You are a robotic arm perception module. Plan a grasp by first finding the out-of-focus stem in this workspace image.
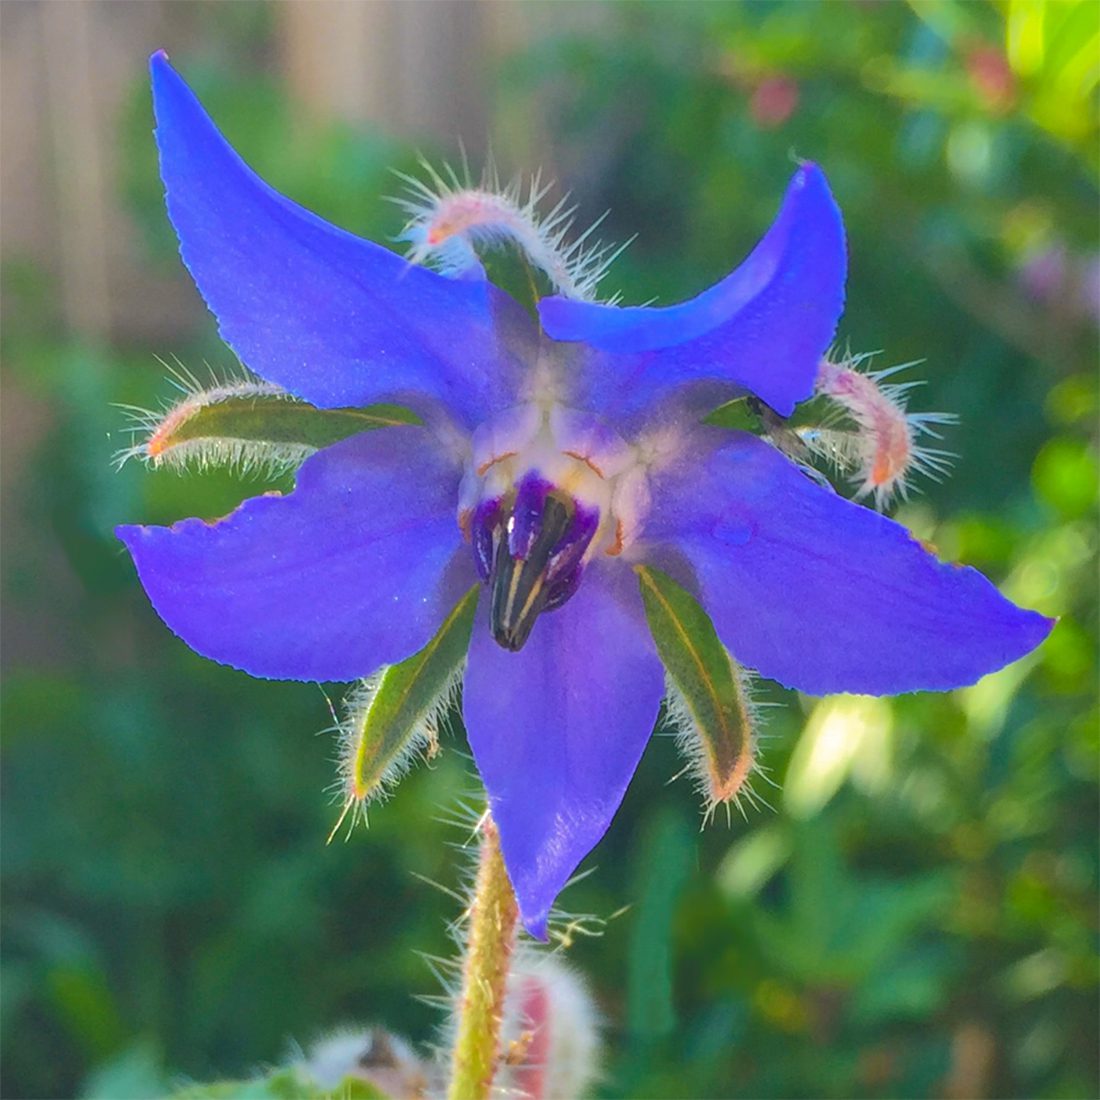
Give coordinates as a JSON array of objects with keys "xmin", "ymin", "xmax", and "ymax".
[{"xmin": 446, "ymin": 817, "xmax": 519, "ymax": 1100}]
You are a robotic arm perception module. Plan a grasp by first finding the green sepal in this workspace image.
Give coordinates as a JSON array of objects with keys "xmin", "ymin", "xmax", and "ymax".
[
  {"xmin": 345, "ymin": 585, "xmax": 480, "ymax": 802},
  {"xmin": 157, "ymin": 391, "xmax": 422, "ymax": 455},
  {"xmin": 636, "ymin": 565, "xmax": 755, "ymax": 805},
  {"xmin": 704, "ymin": 396, "xmax": 760, "ymax": 432}
]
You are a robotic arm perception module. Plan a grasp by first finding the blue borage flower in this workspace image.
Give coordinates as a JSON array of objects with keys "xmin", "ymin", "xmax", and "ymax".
[{"xmin": 118, "ymin": 53, "xmax": 1053, "ymax": 939}]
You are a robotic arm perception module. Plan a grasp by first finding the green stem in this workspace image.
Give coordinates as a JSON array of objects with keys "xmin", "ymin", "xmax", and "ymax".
[{"xmin": 447, "ymin": 817, "xmax": 519, "ymax": 1100}]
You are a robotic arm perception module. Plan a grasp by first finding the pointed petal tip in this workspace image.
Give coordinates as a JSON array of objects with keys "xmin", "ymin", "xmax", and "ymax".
[
  {"xmin": 789, "ymin": 160, "xmax": 844, "ymax": 247},
  {"xmin": 521, "ymin": 910, "xmax": 550, "ymax": 943},
  {"xmin": 149, "ymin": 50, "xmax": 177, "ymax": 90},
  {"xmin": 1018, "ymin": 606, "xmax": 1058, "ymax": 655},
  {"xmin": 145, "ymin": 52, "xmax": 528, "ymax": 423},
  {"xmin": 540, "ymin": 160, "xmax": 846, "ymax": 419},
  {"xmin": 645, "ymin": 432, "xmax": 1056, "ymax": 697}
]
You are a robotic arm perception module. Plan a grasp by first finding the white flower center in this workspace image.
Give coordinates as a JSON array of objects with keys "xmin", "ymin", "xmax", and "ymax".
[
  {"xmin": 459, "ymin": 403, "xmax": 650, "ymax": 558},
  {"xmin": 456, "ymin": 402, "xmax": 651, "ymax": 649}
]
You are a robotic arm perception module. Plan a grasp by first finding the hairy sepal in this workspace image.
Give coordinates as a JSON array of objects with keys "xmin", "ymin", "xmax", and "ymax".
[
  {"xmin": 636, "ymin": 566, "xmax": 757, "ymax": 816},
  {"xmin": 394, "ymin": 159, "xmax": 627, "ymax": 303},
  {"xmin": 807, "ymin": 353, "xmax": 956, "ymax": 508},
  {"xmin": 117, "ymin": 377, "xmax": 418, "ymax": 477},
  {"xmin": 336, "ymin": 586, "xmax": 480, "ymax": 818}
]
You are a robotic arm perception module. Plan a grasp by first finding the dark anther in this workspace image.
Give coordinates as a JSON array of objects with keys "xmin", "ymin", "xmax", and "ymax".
[{"xmin": 483, "ymin": 474, "xmax": 598, "ymax": 651}]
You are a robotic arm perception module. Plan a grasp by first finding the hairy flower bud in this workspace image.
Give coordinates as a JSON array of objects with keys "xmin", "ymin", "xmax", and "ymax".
[
  {"xmin": 303, "ymin": 1026, "xmax": 428, "ymax": 1097},
  {"xmin": 498, "ymin": 950, "xmax": 601, "ymax": 1100}
]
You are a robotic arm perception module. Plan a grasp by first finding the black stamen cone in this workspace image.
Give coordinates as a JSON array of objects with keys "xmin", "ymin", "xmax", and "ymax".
[{"xmin": 489, "ymin": 495, "xmax": 574, "ymax": 651}]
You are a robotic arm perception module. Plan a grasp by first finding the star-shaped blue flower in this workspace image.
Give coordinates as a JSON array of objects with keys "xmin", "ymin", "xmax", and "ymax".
[{"xmin": 118, "ymin": 53, "xmax": 1052, "ymax": 938}]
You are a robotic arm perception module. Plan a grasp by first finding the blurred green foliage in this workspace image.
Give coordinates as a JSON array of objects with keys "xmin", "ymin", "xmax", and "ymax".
[{"xmin": 2, "ymin": 1, "xmax": 1097, "ymax": 1098}]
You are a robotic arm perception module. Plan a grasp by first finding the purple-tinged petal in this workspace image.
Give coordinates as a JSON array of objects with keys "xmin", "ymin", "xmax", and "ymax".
[
  {"xmin": 540, "ymin": 164, "xmax": 845, "ymax": 420},
  {"xmin": 150, "ymin": 52, "xmax": 533, "ymax": 428},
  {"xmin": 117, "ymin": 426, "xmax": 474, "ymax": 682},
  {"xmin": 463, "ymin": 563, "xmax": 665, "ymax": 938},
  {"xmin": 643, "ymin": 431, "xmax": 1053, "ymax": 696}
]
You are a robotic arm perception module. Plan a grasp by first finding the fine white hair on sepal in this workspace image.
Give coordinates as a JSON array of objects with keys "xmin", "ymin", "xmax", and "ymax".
[
  {"xmin": 391, "ymin": 155, "xmax": 630, "ymax": 302},
  {"xmin": 112, "ymin": 355, "xmax": 308, "ymax": 478},
  {"xmin": 662, "ymin": 667, "xmax": 770, "ymax": 826},
  {"xmin": 807, "ymin": 351, "xmax": 957, "ymax": 510},
  {"xmin": 328, "ymin": 662, "xmax": 464, "ymax": 840}
]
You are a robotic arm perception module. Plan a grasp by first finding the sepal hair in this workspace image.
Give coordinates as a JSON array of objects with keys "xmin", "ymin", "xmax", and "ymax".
[
  {"xmin": 394, "ymin": 157, "xmax": 628, "ymax": 302},
  {"xmin": 333, "ymin": 662, "xmax": 463, "ymax": 828},
  {"xmin": 663, "ymin": 666, "xmax": 766, "ymax": 824},
  {"xmin": 113, "ymin": 358, "xmax": 309, "ymax": 478},
  {"xmin": 808, "ymin": 352, "xmax": 956, "ymax": 509}
]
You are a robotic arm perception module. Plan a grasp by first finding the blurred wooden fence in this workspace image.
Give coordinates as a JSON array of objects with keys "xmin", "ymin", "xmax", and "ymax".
[
  {"xmin": 0, "ymin": 0, "xmax": 594, "ymax": 346},
  {"xmin": 0, "ymin": 0, "xmax": 610, "ymax": 672}
]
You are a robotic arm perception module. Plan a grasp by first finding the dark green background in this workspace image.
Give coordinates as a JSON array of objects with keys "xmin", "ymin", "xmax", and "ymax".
[{"xmin": 3, "ymin": 2, "xmax": 1097, "ymax": 1097}]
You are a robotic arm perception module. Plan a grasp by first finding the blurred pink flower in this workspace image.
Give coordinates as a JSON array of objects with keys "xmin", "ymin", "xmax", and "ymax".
[
  {"xmin": 965, "ymin": 44, "xmax": 1016, "ymax": 114},
  {"xmin": 750, "ymin": 75, "xmax": 800, "ymax": 128}
]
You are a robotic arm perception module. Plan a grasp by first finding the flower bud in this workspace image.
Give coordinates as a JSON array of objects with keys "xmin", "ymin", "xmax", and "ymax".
[
  {"xmin": 497, "ymin": 950, "xmax": 601, "ymax": 1100},
  {"xmin": 303, "ymin": 1026, "xmax": 428, "ymax": 1097}
]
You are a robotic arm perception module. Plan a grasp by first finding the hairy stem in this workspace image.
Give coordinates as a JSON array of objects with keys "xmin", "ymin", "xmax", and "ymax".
[{"xmin": 447, "ymin": 817, "xmax": 519, "ymax": 1100}]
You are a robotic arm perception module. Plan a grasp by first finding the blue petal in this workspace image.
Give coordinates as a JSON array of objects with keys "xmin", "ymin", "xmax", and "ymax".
[
  {"xmin": 540, "ymin": 165, "xmax": 846, "ymax": 420},
  {"xmin": 150, "ymin": 52, "xmax": 533, "ymax": 428},
  {"xmin": 644, "ymin": 431, "xmax": 1053, "ymax": 695},
  {"xmin": 463, "ymin": 563, "xmax": 665, "ymax": 938},
  {"xmin": 117, "ymin": 426, "xmax": 473, "ymax": 681}
]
